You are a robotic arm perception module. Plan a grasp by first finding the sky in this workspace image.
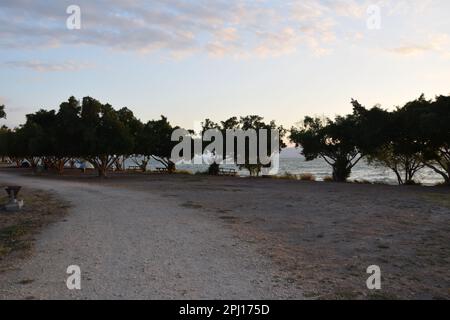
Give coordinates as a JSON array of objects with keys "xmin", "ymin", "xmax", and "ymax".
[{"xmin": 1, "ymin": 0, "xmax": 450, "ymax": 130}]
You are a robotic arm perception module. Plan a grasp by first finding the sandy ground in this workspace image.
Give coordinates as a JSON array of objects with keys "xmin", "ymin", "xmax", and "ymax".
[
  {"xmin": 0, "ymin": 169, "xmax": 449, "ymax": 299},
  {"xmin": 0, "ymin": 171, "xmax": 302, "ymax": 299}
]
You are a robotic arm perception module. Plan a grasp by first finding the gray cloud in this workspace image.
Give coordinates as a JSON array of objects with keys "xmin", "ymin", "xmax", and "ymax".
[
  {"xmin": 0, "ymin": 0, "xmax": 443, "ymax": 58},
  {"xmin": 0, "ymin": 0, "xmax": 371, "ymax": 57}
]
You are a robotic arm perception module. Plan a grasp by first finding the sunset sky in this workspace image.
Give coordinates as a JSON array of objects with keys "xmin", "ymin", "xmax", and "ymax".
[{"xmin": 1, "ymin": 0, "xmax": 449, "ymax": 129}]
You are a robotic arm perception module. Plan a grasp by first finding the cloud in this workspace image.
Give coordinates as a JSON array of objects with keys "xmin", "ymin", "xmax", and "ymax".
[
  {"xmin": 0, "ymin": 0, "xmax": 447, "ymax": 59},
  {"xmin": 389, "ymin": 45, "xmax": 431, "ymax": 56},
  {"xmin": 0, "ymin": 0, "xmax": 369, "ymax": 58},
  {"xmin": 330, "ymin": 0, "xmax": 367, "ymax": 18},
  {"xmin": 380, "ymin": 0, "xmax": 436, "ymax": 16},
  {"xmin": 388, "ymin": 34, "xmax": 450, "ymax": 57},
  {"xmin": 4, "ymin": 60, "xmax": 93, "ymax": 72}
]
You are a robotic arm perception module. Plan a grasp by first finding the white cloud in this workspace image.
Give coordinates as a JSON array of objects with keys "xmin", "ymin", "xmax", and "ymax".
[
  {"xmin": 330, "ymin": 0, "xmax": 367, "ymax": 18},
  {"xmin": 388, "ymin": 33, "xmax": 450, "ymax": 57},
  {"xmin": 4, "ymin": 60, "xmax": 93, "ymax": 72}
]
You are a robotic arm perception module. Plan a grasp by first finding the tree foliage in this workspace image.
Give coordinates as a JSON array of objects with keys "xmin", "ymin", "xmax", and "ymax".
[
  {"xmin": 199, "ymin": 115, "xmax": 285, "ymax": 176},
  {"xmin": 291, "ymin": 95, "xmax": 450, "ymax": 185},
  {"xmin": 290, "ymin": 108, "xmax": 368, "ymax": 182},
  {"xmin": 0, "ymin": 97, "xmax": 182, "ymax": 177}
]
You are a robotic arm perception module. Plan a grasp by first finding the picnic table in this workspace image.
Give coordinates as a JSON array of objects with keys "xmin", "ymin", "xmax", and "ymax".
[
  {"xmin": 218, "ymin": 168, "xmax": 237, "ymax": 176},
  {"xmin": 128, "ymin": 165, "xmax": 141, "ymax": 171}
]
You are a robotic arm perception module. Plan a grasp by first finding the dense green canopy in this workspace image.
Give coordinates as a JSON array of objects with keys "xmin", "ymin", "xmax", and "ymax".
[
  {"xmin": 290, "ymin": 95, "xmax": 450, "ymax": 184},
  {"xmin": 0, "ymin": 94, "xmax": 448, "ymax": 184}
]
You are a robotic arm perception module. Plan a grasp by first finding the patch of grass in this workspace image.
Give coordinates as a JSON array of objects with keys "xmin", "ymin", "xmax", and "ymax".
[
  {"xmin": 300, "ymin": 173, "xmax": 316, "ymax": 181},
  {"xmin": 323, "ymin": 176, "xmax": 334, "ymax": 182},
  {"xmin": 367, "ymin": 291, "xmax": 399, "ymax": 300},
  {"xmin": 0, "ymin": 224, "xmax": 30, "ymax": 239},
  {"xmin": 0, "ymin": 225, "xmax": 31, "ymax": 257},
  {"xmin": 331, "ymin": 290, "xmax": 360, "ymax": 300},
  {"xmin": 0, "ymin": 187, "xmax": 70, "ymax": 264},
  {"xmin": 274, "ymin": 172, "xmax": 298, "ymax": 180},
  {"xmin": 174, "ymin": 170, "xmax": 193, "ymax": 175}
]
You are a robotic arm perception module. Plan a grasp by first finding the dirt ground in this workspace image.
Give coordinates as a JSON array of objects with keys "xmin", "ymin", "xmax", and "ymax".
[
  {"xmin": 1, "ymin": 168, "xmax": 449, "ymax": 299},
  {"xmin": 0, "ymin": 187, "xmax": 70, "ymax": 273}
]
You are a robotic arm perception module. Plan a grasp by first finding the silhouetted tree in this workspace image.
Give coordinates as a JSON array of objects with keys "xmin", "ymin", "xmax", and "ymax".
[
  {"xmin": 199, "ymin": 116, "xmax": 285, "ymax": 176},
  {"xmin": 369, "ymin": 99, "xmax": 426, "ymax": 184},
  {"xmin": 80, "ymin": 97, "xmax": 133, "ymax": 177},
  {"xmin": 49, "ymin": 96, "xmax": 83, "ymax": 173},
  {"xmin": 0, "ymin": 105, "xmax": 6, "ymax": 119},
  {"xmin": 416, "ymin": 95, "xmax": 450, "ymax": 185},
  {"xmin": 114, "ymin": 107, "xmax": 141, "ymax": 170},
  {"xmin": 290, "ymin": 101, "xmax": 381, "ymax": 182},
  {"xmin": 146, "ymin": 116, "xmax": 179, "ymax": 173}
]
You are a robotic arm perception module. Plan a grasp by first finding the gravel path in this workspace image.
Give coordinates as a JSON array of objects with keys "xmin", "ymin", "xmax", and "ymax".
[{"xmin": 0, "ymin": 172, "xmax": 303, "ymax": 299}]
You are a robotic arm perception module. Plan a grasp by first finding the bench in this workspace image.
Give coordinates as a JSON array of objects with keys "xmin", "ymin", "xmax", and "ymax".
[
  {"xmin": 128, "ymin": 165, "xmax": 141, "ymax": 171},
  {"xmin": 218, "ymin": 168, "xmax": 237, "ymax": 176}
]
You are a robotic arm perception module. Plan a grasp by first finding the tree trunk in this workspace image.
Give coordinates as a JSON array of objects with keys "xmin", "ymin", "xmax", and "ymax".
[
  {"xmin": 332, "ymin": 163, "xmax": 351, "ymax": 182},
  {"xmin": 140, "ymin": 160, "xmax": 149, "ymax": 172},
  {"xmin": 167, "ymin": 160, "xmax": 176, "ymax": 173},
  {"xmin": 392, "ymin": 168, "xmax": 403, "ymax": 185},
  {"xmin": 98, "ymin": 167, "xmax": 107, "ymax": 178},
  {"xmin": 57, "ymin": 160, "xmax": 65, "ymax": 175}
]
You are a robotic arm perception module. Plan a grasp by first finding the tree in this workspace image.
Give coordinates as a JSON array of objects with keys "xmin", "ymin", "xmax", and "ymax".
[
  {"xmin": 418, "ymin": 95, "xmax": 450, "ymax": 185},
  {"xmin": 368, "ymin": 96, "xmax": 429, "ymax": 185},
  {"xmin": 0, "ymin": 106, "xmax": 7, "ymax": 162},
  {"xmin": 0, "ymin": 126, "xmax": 10, "ymax": 162},
  {"xmin": 132, "ymin": 119, "xmax": 155, "ymax": 172},
  {"xmin": 114, "ymin": 107, "xmax": 141, "ymax": 171},
  {"xmin": 80, "ymin": 97, "xmax": 134, "ymax": 177},
  {"xmin": 199, "ymin": 116, "xmax": 285, "ymax": 176},
  {"xmin": 145, "ymin": 116, "xmax": 179, "ymax": 173},
  {"xmin": 51, "ymin": 96, "xmax": 83, "ymax": 173},
  {"xmin": 0, "ymin": 105, "xmax": 6, "ymax": 119},
  {"xmin": 21, "ymin": 109, "xmax": 57, "ymax": 170},
  {"xmin": 291, "ymin": 104, "xmax": 373, "ymax": 182},
  {"xmin": 236, "ymin": 115, "xmax": 286, "ymax": 176},
  {"xmin": 200, "ymin": 119, "xmax": 221, "ymax": 175}
]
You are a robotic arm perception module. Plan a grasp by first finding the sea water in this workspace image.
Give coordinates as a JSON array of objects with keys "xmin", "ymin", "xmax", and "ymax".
[{"xmin": 124, "ymin": 149, "xmax": 445, "ymax": 186}]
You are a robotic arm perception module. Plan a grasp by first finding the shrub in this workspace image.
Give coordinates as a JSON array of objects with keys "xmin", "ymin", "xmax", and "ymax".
[
  {"xmin": 323, "ymin": 176, "xmax": 334, "ymax": 182},
  {"xmin": 175, "ymin": 169, "xmax": 192, "ymax": 175},
  {"xmin": 404, "ymin": 179, "xmax": 420, "ymax": 186},
  {"xmin": 353, "ymin": 179, "xmax": 372, "ymax": 184},
  {"xmin": 276, "ymin": 172, "xmax": 298, "ymax": 180}
]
